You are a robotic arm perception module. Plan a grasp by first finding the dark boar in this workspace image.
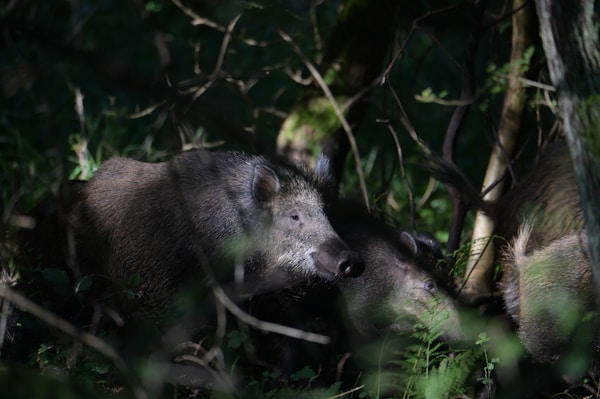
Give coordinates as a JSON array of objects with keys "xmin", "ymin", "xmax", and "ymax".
[
  {"xmin": 427, "ymin": 140, "xmax": 595, "ymax": 364},
  {"xmin": 72, "ymin": 150, "xmax": 364, "ymax": 314},
  {"xmin": 329, "ymin": 205, "xmax": 465, "ymax": 342},
  {"xmin": 491, "ymin": 142, "xmax": 595, "ymax": 365},
  {"xmin": 243, "ymin": 205, "xmax": 462, "ymax": 388},
  {"xmin": 493, "ymin": 141, "xmax": 583, "ymax": 250}
]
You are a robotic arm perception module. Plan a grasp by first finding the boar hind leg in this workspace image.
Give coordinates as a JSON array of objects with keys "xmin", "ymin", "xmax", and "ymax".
[{"xmin": 502, "ymin": 224, "xmax": 594, "ymax": 364}]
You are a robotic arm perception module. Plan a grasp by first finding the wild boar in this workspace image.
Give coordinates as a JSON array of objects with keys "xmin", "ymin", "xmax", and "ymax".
[
  {"xmin": 329, "ymin": 204, "xmax": 465, "ymax": 342},
  {"xmin": 71, "ymin": 150, "xmax": 364, "ymax": 314},
  {"xmin": 501, "ymin": 223, "xmax": 593, "ymax": 364},
  {"xmin": 489, "ymin": 142, "xmax": 593, "ymax": 365},
  {"xmin": 427, "ymin": 140, "xmax": 596, "ymax": 365},
  {"xmin": 243, "ymin": 203, "xmax": 463, "ymax": 389}
]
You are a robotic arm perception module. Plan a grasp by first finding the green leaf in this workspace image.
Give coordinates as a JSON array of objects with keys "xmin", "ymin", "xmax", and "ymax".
[
  {"xmin": 227, "ymin": 330, "xmax": 243, "ymax": 349},
  {"xmin": 91, "ymin": 363, "xmax": 110, "ymax": 375},
  {"xmin": 290, "ymin": 366, "xmax": 316, "ymax": 382}
]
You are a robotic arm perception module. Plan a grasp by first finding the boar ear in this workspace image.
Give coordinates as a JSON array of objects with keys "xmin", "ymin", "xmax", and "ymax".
[
  {"xmin": 314, "ymin": 153, "xmax": 336, "ymax": 187},
  {"xmin": 400, "ymin": 231, "xmax": 419, "ymax": 256},
  {"xmin": 252, "ymin": 164, "xmax": 280, "ymax": 204}
]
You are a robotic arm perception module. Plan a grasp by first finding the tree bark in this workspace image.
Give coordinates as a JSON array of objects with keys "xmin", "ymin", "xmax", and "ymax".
[{"xmin": 535, "ymin": 0, "xmax": 600, "ymax": 308}]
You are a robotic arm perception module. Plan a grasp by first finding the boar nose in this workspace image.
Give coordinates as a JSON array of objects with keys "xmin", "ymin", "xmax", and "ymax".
[
  {"xmin": 338, "ymin": 250, "xmax": 364, "ymax": 277},
  {"xmin": 312, "ymin": 240, "xmax": 365, "ymax": 278}
]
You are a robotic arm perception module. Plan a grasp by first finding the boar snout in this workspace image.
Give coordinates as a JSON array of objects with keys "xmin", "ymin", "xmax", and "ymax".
[
  {"xmin": 338, "ymin": 249, "xmax": 364, "ymax": 277},
  {"xmin": 312, "ymin": 239, "xmax": 364, "ymax": 278}
]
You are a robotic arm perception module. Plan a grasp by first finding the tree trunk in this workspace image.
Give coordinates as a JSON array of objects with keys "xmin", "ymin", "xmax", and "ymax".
[
  {"xmin": 535, "ymin": 0, "xmax": 600, "ymax": 306},
  {"xmin": 460, "ymin": 0, "xmax": 534, "ymax": 302}
]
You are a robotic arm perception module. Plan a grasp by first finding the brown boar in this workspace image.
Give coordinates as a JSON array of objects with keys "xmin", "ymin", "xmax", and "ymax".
[
  {"xmin": 501, "ymin": 223, "xmax": 593, "ymax": 364},
  {"xmin": 329, "ymin": 203, "xmax": 465, "ymax": 343},
  {"xmin": 427, "ymin": 140, "xmax": 596, "ymax": 365},
  {"xmin": 71, "ymin": 150, "xmax": 364, "ymax": 314}
]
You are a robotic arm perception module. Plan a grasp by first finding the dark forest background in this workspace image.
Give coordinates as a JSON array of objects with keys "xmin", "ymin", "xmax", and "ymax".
[{"xmin": 3, "ymin": 0, "xmax": 554, "ymax": 235}]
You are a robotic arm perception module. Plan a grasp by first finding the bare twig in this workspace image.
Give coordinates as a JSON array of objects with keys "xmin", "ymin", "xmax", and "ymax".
[
  {"xmin": 383, "ymin": 4, "xmax": 465, "ymax": 79},
  {"xmin": 212, "ymin": 285, "xmax": 331, "ymax": 345},
  {"xmin": 491, "ymin": 72, "xmax": 555, "ymax": 92},
  {"xmin": 335, "ymin": 351, "xmax": 352, "ymax": 382},
  {"xmin": 283, "ymin": 64, "xmax": 314, "ymax": 85},
  {"xmin": 413, "ymin": 95, "xmax": 475, "ymax": 107},
  {"xmin": 326, "ymin": 384, "xmax": 365, "ymax": 399},
  {"xmin": 384, "ymin": 80, "xmax": 432, "ymax": 155},
  {"xmin": 170, "ymin": 0, "xmax": 225, "ymax": 31},
  {"xmin": 417, "ymin": 177, "xmax": 438, "ymax": 209},
  {"xmin": 385, "ymin": 123, "xmax": 417, "ymax": 229},
  {"xmin": 170, "ymin": 0, "xmax": 269, "ymax": 47},
  {"xmin": 213, "ymin": 13, "xmax": 242, "ymax": 76}
]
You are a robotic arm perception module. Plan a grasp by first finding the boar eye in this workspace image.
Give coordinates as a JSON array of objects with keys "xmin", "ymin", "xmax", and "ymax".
[
  {"xmin": 287, "ymin": 211, "xmax": 304, "ymax": 227},
  {"xmin": 423, "ymin": 280, "xmax": 437, "ymax": 293}
]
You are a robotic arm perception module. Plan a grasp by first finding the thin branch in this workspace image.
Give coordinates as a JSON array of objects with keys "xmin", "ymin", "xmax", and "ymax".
[
  {"xmin": 170, "ymin": 0, "xmax": 224, "ymax": 31},
  {"xmin": 326, "ymin": 384, "xmax": 365, "ymax": 399},
  {"xmin": 386, "ymin": 123, "xmax": 417, "ymax": 229},
  {"xmin": 212, "ymin": 285, "xmax": 331, "ymax": 345},
  {"xmin": 170, "ymin": 0, "xmax": 270, "ymax": 47},
  {"xmin": 491, "ymin": 72, "xmax": 555, "ymax": 91},
  {"xmin": 278, "ymin": 29, "xmax": 370, "ymax": 211},
  {"xmin": 212, "ymin": 13, "xmax": 242, "ymax": 75},
  {"xmin": 413, "ymin": 95, "xmax": 475, "ymax": 107},
  {"xmin": 383, "ymin": 4, "xmax": 465, "ymax": 80},
  {"xmin": 385, "ymin": 80, "xmax": 432, "ymax": 155}
]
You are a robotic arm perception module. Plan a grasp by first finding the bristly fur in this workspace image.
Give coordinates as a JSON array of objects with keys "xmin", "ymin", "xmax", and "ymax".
[
  {"xmin": 72, "ymin": 150, "xmax": 358, "ymax": 315},
  {"xmin": 500, "ymin": 221, "xmax": 533, "ymax": 325}
]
